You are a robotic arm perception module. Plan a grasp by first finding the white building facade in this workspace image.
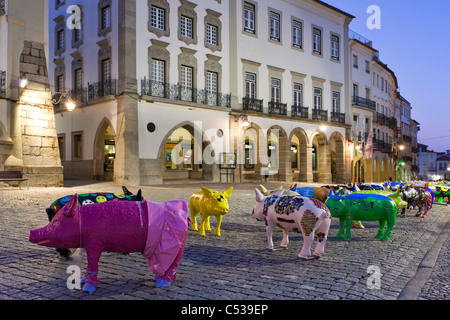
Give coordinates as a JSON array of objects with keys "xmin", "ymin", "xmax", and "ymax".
[{"xmin": 48, "ymin": 0, "xmax": 359, "ymax": 185}]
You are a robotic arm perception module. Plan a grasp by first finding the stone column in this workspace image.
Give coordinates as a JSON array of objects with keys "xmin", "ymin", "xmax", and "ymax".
[
  {"xmin": 114, "ymin": 0, "xmax": 140, "ymax": 186},
  {"xmin": 5, "ymin": 41, "xmax": 63, "ymax": 187}
]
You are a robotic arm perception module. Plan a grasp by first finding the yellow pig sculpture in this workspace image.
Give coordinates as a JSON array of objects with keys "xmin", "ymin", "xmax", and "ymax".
[{"xmin": 189, "ymin": 187, "xmax": 233, "ymax": 237}]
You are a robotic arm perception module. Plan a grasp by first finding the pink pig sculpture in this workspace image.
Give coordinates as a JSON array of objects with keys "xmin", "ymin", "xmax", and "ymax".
[{"xmin": 29, "ymin": 194, "xmax": 189, "ymax": 293}]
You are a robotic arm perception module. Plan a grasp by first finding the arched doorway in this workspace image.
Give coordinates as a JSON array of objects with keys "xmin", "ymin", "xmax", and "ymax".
[
  {"xmin": 161, "ymin": 123, "xmax": 216, "ymax": 182},
  {"xmin": 330, "ymin": 132, "xmax": 345, "ymax": 183},
  {"xmin": 93, "ymin": 119, "xmax": 116, "ymax": 181},
  {"xmin": 290, "ymin": 128, "xmax": 308, "ymax": 182},
  {"xmin": 381, "ymin": 156, "xmax": 388, "ymax": 182},
  {"xmin": 311, "ymin": 131, "xmax": 329, "ymax": 183},
  {"xmin": 365, "ymin": 158, "xmax": 373, "ymax": 182},
  {"xmin": 267, "ymin": 126, "xmax": 290, "ymax": 181},
  {"xmin": 373, "ymin": 157, "xmax": 380, "ymax": 182}
]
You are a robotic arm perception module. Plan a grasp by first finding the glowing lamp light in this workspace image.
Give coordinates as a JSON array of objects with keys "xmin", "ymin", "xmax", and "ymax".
[
  {"xmin": 66, "ymin": 101, "xmax": 76, "ymax": 112},
  {"xmin": 19, "ymin": 78, "xmax": 28, "ymax": 89}
]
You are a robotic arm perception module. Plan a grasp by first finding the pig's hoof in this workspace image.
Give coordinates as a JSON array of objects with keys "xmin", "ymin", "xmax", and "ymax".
[
  {"xmin": 155, "ymin": 279, "xmax": 171, "ymax": 288},
  {"xmin": 83, "ymin": 283, "xmax": 97, "ymax": 294},
  {"xmin": 297, "ymin": 255, "xmax": 320, "ymax": 262}
]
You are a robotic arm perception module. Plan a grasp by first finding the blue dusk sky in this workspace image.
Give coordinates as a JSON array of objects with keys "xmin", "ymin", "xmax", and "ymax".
[{"xmin": 324, "ymin": 0, "xmax": 450, "ymax": 152}]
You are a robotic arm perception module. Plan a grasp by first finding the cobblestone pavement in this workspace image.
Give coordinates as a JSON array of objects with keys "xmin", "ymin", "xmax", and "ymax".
[{"xmin": 0, "ymin": 180, "xmax": 449, "ymax": 302}]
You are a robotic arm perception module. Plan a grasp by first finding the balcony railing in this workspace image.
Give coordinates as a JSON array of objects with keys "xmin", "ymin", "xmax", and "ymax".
[
  {"xmin": 312, "ymin": 108, "xmax": 328, "ymax": 121},
  {"xmin": 374, "ymin": 112, "xmax": 397, "ymax": 129},
  {"xmin": 352, "ymin": 95, "xmax": 376, "ymax": 111},
  {"xmin": 0, "ymin": 0, "xmax": 5, "ymax": 16},
  {"xmin": 330, "ymin": 111, "xmax": 345, "ymax": 124},
  {"xmin": 141, "ymin": 79, "xmax": 231, "ymax": 108},
  {"xmin": 88, "ymin": 79, "xmax": 117, "ymax": 101},
  {"xmin": 292, "ymin": 105, "xmax": 309, "ymax": 119},
  {"xmin": 373, "ymin": 138, "xmax": 393, "ymax": 153},
  {"xmin": 268, "ymin": 101, "xmax": 287, "ymax": 116},
  {"xmin": 242, "ymin": 97, "xmax": 263, "ymax": 113},
  {"xmin": 0, "ymin": 71, "xmax": 5, "ymax": 95}
]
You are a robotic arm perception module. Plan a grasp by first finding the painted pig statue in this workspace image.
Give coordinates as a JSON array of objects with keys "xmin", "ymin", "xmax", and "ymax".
[
  {"xmin": 432, "ymin": 185, "xmax": 450, "ymax": 206},
  {"xmin": 325, "ymin": 193, "xmax": 397, "ymax": 241},
  {"xmin": 259, "ymin": 185, "xmax": 300, "ymax": 196},
  {"xmin": 189, "ymin": 187, "xmax": 233, "ymax": 237},
  {"xmin": 29, "ymin": 194, "xmax": 189, "ymax": 293},
  {"xmin": 45, "ymin": 187, "xmax": 143, "ymax": 258},
  {"xmin": 400, "ymin": 186, "xmax": 433, "ymax": 218},
  {"xmin": 249, "ymin": 189, "xmax": 332, "ymax": 260},
  {"xmin": 289, "ymin": 184, "xmax": 333, "ymax": 203}
]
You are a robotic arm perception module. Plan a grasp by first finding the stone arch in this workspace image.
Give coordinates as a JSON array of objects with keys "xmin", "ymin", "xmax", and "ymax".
[
  {"xmin": 365, "ymin": 158, "xmax": 373, "ymax": 182},
  {"xmin": 290, "ymin": 127, "xmax": 309, "ymax": 182},
  {"xmin": 93, "ymin": 117, "xmax": 116, "ymax": 181},
  {"xmin": 158, "ymin": 121, "xmax": 216, "ymax": 182},
  {"xmin": 310, "ymin": 130, "xmax": 329, "ymax": 183},
  {"xmin": 267, "ymin": 125, "xmax": 290, "ymax": 181},
  {"xmin": 381, "ymin": 156, "xmax": 389, "ymax": 182},
  {"xmin": 373, "ymin": 157, "xmax": 380, "ymax": 182},
  {"xmin": 329, "ymin": 131, "xmax": 345, "ymax": 183}
]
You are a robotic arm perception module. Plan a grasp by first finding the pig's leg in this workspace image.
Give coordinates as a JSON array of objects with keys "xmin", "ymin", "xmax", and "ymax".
[
  {"xmin": 82, "ymin": 248, "xmax": 103, "ymax": 293},
  {"xmin": 336, "ymin": 218, "xmax": 345, "ymax": 238},
  {"xmin": 374, "ymin": 219, "xmax": 387, "ymax": 239},
  {"xmin": 189, "ymin": 202, "xmax": 199, "ymax": 231},
  {"xmin": 343, "ymin": 217, "xmax": 353, "ymax": 240},
  {"xmin": 214, "ymin": 215, "xmax": 223, "ymax": 236},
  {"xmin": 280, "ymin": 229, "xmax": 289, "ymax": 249},
  {"xmin": 265, "ymin": 220, "xmax": 275, "ymax": 250},
  {"xmin": 155, "ymin": 227, "xmax": 188, "ymax": 288},
  {"xmin": 199, "ymin": 213, "xmax": 208, "ymax": 236},
  {"xmin": 205, "ymin": 216, "xmax": 212, "ymax": 231},
  {"xmin": 313, "ymin": 217, "xmax": 331, "ymax": 256},
  {"xmin": 298, "ymin": 232, "xmax": 314, "ymax": 259}
]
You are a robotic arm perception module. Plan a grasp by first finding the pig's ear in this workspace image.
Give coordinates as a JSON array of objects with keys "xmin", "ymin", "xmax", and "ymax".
[
  {"xmin": 259, "ymin": 185, "xmax": 267, "ymax": 194},
  {"xmin": 273, "ymin": 189, "xmax": 284, "ymax": 196},
  {"xmin": 201, "ymin": 186, "xmax": 214, "ymax": 198},
  {"xmin": 255, "ymin": 188, "xmax": 264, "ymax": 203},
  {"xmin": 136, "ymin": 189, "xmax": 143, "ymax": 201},
  {"xmin": 64, "ymin": 194, "xmax": 79, "ymax": 217},
  {"xmin": 223, "ymin": 187, "xmax": 233, "ymax": 198}
]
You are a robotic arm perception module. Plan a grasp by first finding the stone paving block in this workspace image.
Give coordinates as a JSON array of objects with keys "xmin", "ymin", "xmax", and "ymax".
[{"xmin": 0, "ymin": 182, "xmax": 449, "ymax": 301}]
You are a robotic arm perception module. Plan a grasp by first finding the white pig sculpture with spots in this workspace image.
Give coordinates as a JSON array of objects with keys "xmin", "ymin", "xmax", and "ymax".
[{"xmin": 249, "ymin": 189, "xmax": 332, "ymax": 260}]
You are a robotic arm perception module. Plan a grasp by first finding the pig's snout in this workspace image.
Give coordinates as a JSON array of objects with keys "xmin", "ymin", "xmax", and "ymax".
[
  {"xmin": 28, "ymin": 229, "xmax": 40, "ymax": 244},
  {"xmin": 29, "ymin": 229, "xmax": 49, "ymax": 246}
]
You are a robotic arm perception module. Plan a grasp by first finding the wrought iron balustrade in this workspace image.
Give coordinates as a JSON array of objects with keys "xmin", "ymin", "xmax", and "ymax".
[
  {"xmin": 352, "ymin": 95, "xmax": 376, "ymax": 110},
  {"xmin": 292, "ymin": 105, "xmax": 309, "ymax": 119},
  {"xmin": 140, "ymin": 79, "xmax": 230, "ymax": 108},
  {"xmin": 0, "ymin": 0, "xmax": 5, "ymax": 16},
  {"xmin": 312, "ymin": 108, "xmax": 328, "ymax": 121},
  {"xmin": 268, "ymin": 101, "xmax": 287, "ymax": 116},
  {"xmin": 88, "ymin": 79, "xmax": 117, "ymax": 101},
  {"xmin": 373, "ymin": 138, "xmax": 393, "ymax": 153},
  {"xmin": 374, "ymin": 112, "xmax": 397, "ymax": 130},
  {"xmin": 331, "ymin": 111, "xmax": 345, "ymax": 124},
  {"xmin": 242, "ymin": 97, "xmax": 263, "ymax": 113},
  {"xmin": 0, "ymin": 71, "xmax": 5, "ymax": 95}
]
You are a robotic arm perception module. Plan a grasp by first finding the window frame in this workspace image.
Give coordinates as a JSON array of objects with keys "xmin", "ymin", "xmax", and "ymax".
[
  {"xmin": 292, "ymin": 19, "xmax": 303, "ymax": 49},
  {"xmin": 243, "ymin": 1, "xmax": 256, "ymax": 34},
  {"xmin": 331, "ymin": 34, "xmax": 340, "ymax": 61},
  {"xmin": 312, "ymin": 27, "xmax": 322, "ymax": 55},
  {"xmin": 269, "ymin": 10, "xmax": 281, "ymax": 42}
]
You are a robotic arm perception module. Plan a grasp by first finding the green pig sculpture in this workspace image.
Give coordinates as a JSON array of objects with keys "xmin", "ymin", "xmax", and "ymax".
[
  {"xmin": 325, "ymin": 193, "xmax": 397, "ymax": 241},
  {"xmin": 354, "ymin": 188, "xmax": 407, "ymax": 213}
]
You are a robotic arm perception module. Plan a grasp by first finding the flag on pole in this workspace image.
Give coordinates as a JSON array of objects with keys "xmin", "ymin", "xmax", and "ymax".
[{"xmin": 365, "ymin": 130, "xmax": 373, "ymax": 159}]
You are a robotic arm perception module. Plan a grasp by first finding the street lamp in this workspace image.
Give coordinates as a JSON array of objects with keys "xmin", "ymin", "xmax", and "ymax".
[{"xmin": 52, "ymin": 92, "xmax": 77, "ymax": 112}]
